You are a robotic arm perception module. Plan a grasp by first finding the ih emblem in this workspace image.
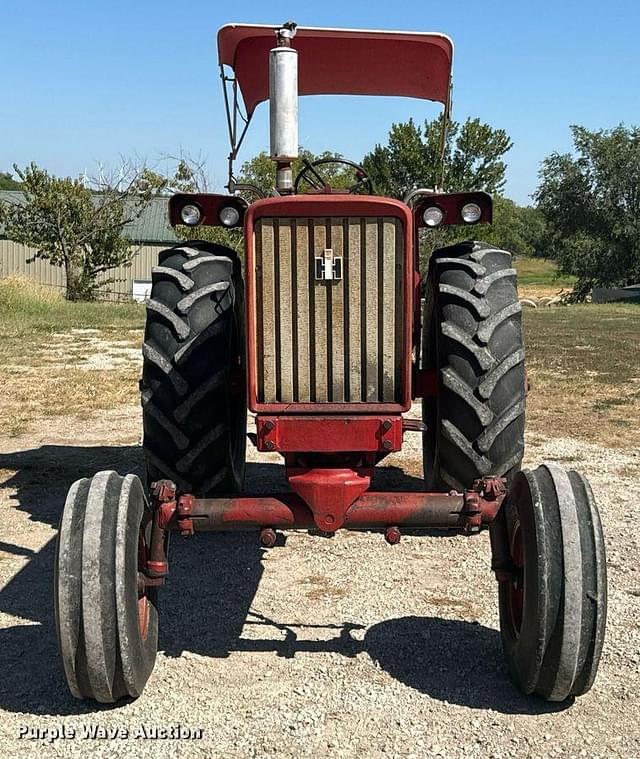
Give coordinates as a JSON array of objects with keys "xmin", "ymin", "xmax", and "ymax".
[{"xmin": 315, "ymin": 248, "xmax": 343, "ymax": 281}]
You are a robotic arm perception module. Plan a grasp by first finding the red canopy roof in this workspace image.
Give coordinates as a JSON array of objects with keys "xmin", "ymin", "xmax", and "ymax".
[{"xmin": 217, "ymin": 24, "xmax": 453, "ymax": 116}]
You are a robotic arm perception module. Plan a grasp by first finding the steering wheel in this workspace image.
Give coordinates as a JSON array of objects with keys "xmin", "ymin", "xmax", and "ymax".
[{"xmin": 294, "ymin": 158, "xmax": 373, "ymax": 195}]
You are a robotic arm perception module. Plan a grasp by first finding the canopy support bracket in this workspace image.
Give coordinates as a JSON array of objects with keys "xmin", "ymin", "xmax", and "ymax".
[{"xmin": 220, "ymin": 64, "xmax": 253, "ymax": 193}]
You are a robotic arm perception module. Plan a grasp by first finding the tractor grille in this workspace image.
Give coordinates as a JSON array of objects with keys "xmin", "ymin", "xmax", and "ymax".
[{"xmin": 254, "ymin": 216, "xmax": 405, "ymax": 404}]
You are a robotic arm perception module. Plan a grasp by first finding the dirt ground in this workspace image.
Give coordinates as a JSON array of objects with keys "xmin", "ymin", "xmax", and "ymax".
[{"xmin": 0, "ymin": 342, "xmax": 639, "ymax": 758}]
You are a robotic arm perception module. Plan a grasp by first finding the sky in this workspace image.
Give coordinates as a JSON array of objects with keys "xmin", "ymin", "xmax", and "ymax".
[{"xmin": 1, "ymin": 0, "xmax": 639, "ymax": 204}]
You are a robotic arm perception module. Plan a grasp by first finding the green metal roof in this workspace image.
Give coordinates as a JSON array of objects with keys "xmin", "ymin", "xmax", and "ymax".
[
  {"xmin": 123, "ymin": 196, "xmax": 178, "ymax": 243},
  {"xmin": 0, "ymin": 190, "xmax": 178, "ymax": 243}
]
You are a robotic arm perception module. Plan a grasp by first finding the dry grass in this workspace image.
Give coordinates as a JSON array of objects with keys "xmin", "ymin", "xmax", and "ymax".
[
  {"xmin": 0, "ymin": 276, "xmax": 143, "ymax": 349},
  {"xmin": 0, "ymin": 277, "xmax": 143, "ymax": 437},
  {"xmin": 3, "ymin": 365, "xmax": 141, "ymax": 438},
  {"xmin": 524, "ymin": 304, "xmax": 640, "ymax": 448},
  {"xmin": 1, "ymin": 275, "xmax": 639, "ymax": 451},
  {"xmin": 514, "ymin": 257, "xmax": 575, "ymax": 300}
]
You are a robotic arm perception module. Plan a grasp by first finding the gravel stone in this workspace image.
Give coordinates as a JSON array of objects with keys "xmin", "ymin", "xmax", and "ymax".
[{"xmin": 0, "ymin": 403, "xmax": 638, "ymax": 757}]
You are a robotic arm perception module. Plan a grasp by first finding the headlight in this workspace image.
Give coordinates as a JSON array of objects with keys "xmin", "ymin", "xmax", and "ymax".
[
  {"xmin": 180, "ymin": 203, "xmax": 201, "ymax": 226},
  {"xmin": 461, "ymin": 202, "xmax": 482, "ymax": 224},
  {"xmin": 423, "ymin": 205, "xmax": 444, "ymax": 227},
  {"xmin": 219, "ymin": 205, "xmax": 240, "ymax": 227}
]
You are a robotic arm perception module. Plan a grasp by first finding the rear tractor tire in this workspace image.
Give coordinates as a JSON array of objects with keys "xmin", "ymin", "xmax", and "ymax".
[
  {"xmin": 141, "ymin": 241, "xmax": 246, "ymax": 497},
  {"xmin": 54, "ymin": 471, "xmax": 158, "ymax": 702},
  {"xmin": 498, "ymin": 464, "xmax": 607, "ymax": 701},
  {"xmin": 422, "ymin": 241, "xmax": 526, "ymax": 492}
]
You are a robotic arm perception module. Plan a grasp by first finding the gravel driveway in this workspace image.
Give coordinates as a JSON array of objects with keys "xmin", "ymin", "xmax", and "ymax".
[{"xmin": 0, "ymin": 405, "xmax": 638, "ymax": 758}]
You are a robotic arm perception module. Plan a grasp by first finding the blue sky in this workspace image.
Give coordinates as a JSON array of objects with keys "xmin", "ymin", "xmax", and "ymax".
[{"xmin": 1, "ymin": 1, "xmax": 639, "ymax": 204}]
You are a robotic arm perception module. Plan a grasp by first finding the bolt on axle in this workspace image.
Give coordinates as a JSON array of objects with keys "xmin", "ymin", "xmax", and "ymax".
[
  {"xmin": 259, "ymin": 527, "xmax": 277, "ymax": 547},
  {"xmin": 384, "ymin": 526, "xmax": 401, "ymax": 545}
]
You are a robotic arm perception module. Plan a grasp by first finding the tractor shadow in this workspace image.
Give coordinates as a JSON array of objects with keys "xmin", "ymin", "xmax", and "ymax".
[
  {"xmin": 0, "ymin": 443, "xmax": 147, "ymax": 715},
  {"xmin": 0, "ymin": 446, "xmax": 567, "ymax": 716},
  {"xmin": 364, "ymin": 616, "xmax": 571, "ymax": 714},
  {"xmin": 165, "ymin": 548, "xmax": 570, "ymax": 714},
  {"xmin": 0, "ymin": 444, "xmax": 269, "ymax": 716}
]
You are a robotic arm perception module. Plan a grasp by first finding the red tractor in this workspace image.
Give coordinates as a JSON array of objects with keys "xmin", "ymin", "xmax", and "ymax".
[{"xmin": 54, "ymin": 23, "xmax": 607, "ymax": 703}]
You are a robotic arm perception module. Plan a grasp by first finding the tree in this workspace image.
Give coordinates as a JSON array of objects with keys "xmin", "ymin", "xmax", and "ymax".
[
  {"xmin": 171, "ymin": 149, "xmax": 355, "ymax": 253},
  {"xmin": 0, "ymin": 162, "xmax": 163, "ymax": 300},
  {"xmin": 363, "ymin": 114, "xmax": 513, "ymax": 199},
  {"xmin": 517, "ymin": 205, "xmax": 548, "ymax": 257},
  {"xmin": 483, "ymin": 197, "xmax": 547, "ymax": 258},
  {"xmin": 363, "ymin": 115, "xmax": 513, "ymax": 268},
  {"xmin": 535, "ymin": 124, "xmax": 640, "ymax": 299}
]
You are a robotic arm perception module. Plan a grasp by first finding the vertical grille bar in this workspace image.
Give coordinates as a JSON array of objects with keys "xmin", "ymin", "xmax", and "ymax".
[
  {"xmin": 255, "ymin": 220, "xmax": 264, "ymax": 400},
  {"xmin": 394, "ymin": 218, "xmax": 405, "ymax": 393},
  {"xmin": 313, "ymin": 221, "xmax": 328, "ymax": 402},
  {"xmin": 364, "ymin": 219, "xmax": 379, "ymax": 402},
  {"xmin": 278, "ymin": 219, "xmax": 294, "ymax": 402},
  {"xmin": 330, "ymin": 219, "xmax": 345, "ymax": 402},
  {"xmin": 294, "ymin": 220, "xmax": 311, "ymax": 400},
  {"xmin": 258, "ymin": 219, "xmax": 276, "ymax": 402},
  {"xmin": 381, "ymin": 219, "xmax": 397, "ymax": 401},
  {"xmin": 347, "ymin": 219, "xmax": 362, "ymax": 400}
]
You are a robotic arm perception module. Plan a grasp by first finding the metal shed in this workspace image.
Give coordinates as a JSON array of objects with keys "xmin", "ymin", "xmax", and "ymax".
[{"xmin": 0, "ymin": 191, "xmax": 178, "ymax": 300}]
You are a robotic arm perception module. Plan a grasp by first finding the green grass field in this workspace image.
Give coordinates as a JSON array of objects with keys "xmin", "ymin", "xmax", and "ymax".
[
  {"xmin": 524, "ymin": 303, "xmax": 640, "ymax": 447},
  {"xmin": 514, "ymin": 256, "xmax": 576, "ymax": 290},
  {"xmin": 0, "ymin": 278, "xmax": 144, "ymax": 336},
  {"xmin": 0, "ymin": 278, "xmax": 144, "ymax": 363}
]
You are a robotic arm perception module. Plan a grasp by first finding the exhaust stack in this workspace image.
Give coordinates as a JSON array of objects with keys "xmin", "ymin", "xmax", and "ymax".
[{"xmin": 270, "ymin": 23, "xmax": 298, "ymax": 193}]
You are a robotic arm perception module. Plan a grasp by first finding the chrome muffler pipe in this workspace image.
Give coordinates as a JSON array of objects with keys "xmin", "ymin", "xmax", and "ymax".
[{"xmin": 270, "ymin": 23, "xmax": 298, "ymax": 193}]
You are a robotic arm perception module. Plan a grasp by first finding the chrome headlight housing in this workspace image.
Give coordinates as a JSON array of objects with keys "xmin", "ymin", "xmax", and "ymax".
[
  {"xmin": 219, "ymin": 205, "xmax": 241, "ymax": 227},
  {"xmin": 423, "ymin": 205, "xmax": 444, "ymax": 227},
  {"xmin": 180, "ymin": 203, "xmax": 202, "ymax": 226},
  {"xmin": 461, "ymin": 202, "xmax": 482, "ymax": 224}
]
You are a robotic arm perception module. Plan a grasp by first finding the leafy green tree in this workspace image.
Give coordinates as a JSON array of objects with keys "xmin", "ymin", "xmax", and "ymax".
[
  {"xmin": 363, "ymin": 114, "xmax": 513, "ymax": 199},
  {"xmin": 536, "ymin": 124, "xmax": 640, "ymax": 300},
  {"xmin": 172, "ymin": 149, "xmax": 354, "ymax": 252},
  {"xmin": 363, "ymin": 115, "xmax": 513, "ymax": 268},
  {"xmin": 484, "ymin": 197, "xmax": 547, "ymax": 258},
  {"xmin": 0, "ymin": 162, "xmax": 162, "ymax": 300},
  {"xmin": 518, "ymin": 205, "xmax": 548, "ymax": 256}
]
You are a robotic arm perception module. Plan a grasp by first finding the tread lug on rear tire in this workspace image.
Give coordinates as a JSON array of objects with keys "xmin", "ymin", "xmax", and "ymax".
[
  {"xmin": 498, "ymin": 464, "xmax": 607, "ymax": 701},
  {"xmin": 141, "ymin": 241, "xmax": 246, "ymax": 497},
  {"xmin": 422, "ymin": 241, "xmax": 526, "ymax": 492},
  {"xmin": 54, "ymin": 471, "xmax": 158, "ymax": 702}
]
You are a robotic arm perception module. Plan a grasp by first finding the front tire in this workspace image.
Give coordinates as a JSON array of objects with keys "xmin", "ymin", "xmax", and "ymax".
[
  {"xmin": 498, "ymin": 464, "xmax": 607, "ymax": 700},
  {"xmin": 422, "ymin": 241, "xmax": 526, "ymax": 492},
  {"xmin": 54, "ymin": 471, "xmax": 158, "ymax": 702}
]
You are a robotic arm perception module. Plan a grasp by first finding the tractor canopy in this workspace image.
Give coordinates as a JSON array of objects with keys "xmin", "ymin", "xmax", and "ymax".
[{"xmin": 217, "ymin": 24, "xmax": 454, "ymax": 116}]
